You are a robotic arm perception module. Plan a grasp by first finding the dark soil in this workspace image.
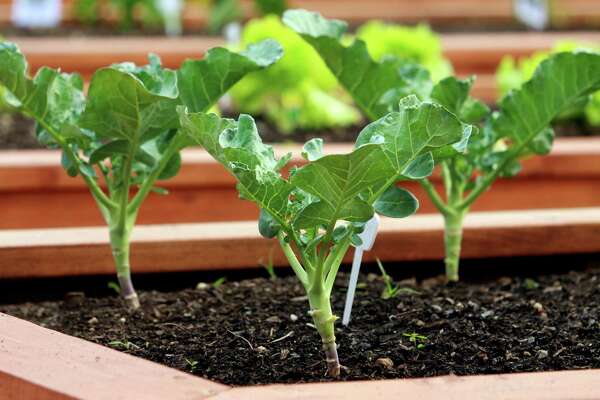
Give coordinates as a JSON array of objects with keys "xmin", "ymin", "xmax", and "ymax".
[
  {"xmin": 2, "ymin": 261, "xmax": 600, "ymax": 386},
  {"xmin": 0, "ymin": 113, "xmax": 40, "ymax": 149}
]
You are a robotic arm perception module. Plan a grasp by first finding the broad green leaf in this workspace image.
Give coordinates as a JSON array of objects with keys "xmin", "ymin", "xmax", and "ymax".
[
  {"xmin": 81, "ymin": 68, "xmax": 178, "ymax": 143},
  {"xmin": 373, "ymin": 186, "xmax": 418, "ymax": 218},
  {"xmin": 178, "ymin": 109, "xmax": 236, "ymax": 164},
  {"xmin": 355, "ymin": 97, "xmax": 464, "ymax": 196},
  {"xmin": 430, "ymin": 76, "xmax": 472, "ymax": 115},
  {"xmin": 0, "ymin": 43, "xmax": 85, "ymax": 144},
  {"xmin": 494, "ymin": 52, "xmax": 600, "ymax": 152},
  {"xmin": 179, "ymin": 111, "xmax": 292, "ymax": 225},
  {"xmin": 291, "ymin": 144, "xmax": 392, "ymax": 228},
  {"xmin": 283, "ymin": 9, "xmax": 416, "ymax": 120},
  {"xmin": 177, "ymin": 39, "xmax": 283, "ymax": 113}
]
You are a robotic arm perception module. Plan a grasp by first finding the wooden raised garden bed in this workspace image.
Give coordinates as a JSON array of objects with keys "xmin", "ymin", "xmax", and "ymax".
[
  {"xmin": 7, "ymin": 31, "xmax": 600, "ymax": 102},
  {"xmin": 2, "ymin": 312, "xmax": 598, "ymax": 400},
  {"xmin": 1, "ymin": 0, "xmax": 599, "ymax": 29},
  {"xmin": 2, "ymin": 206, "xmax": 600, "ymax": 278},
  {"xmin": 1, "ymin": 137, "xmax": 599, "ymax": 230}
]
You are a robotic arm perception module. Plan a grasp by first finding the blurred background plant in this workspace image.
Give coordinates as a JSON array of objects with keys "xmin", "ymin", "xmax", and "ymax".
[
  {"xmin": 73, "ymin": 0, "xmax": 171, "ymax": 33},
  {"xmin": 356, "ymin": 21, "xmax": 453, "ymax": 83},
  {"xmin": 497, "ymin": 41, "xmax": 600, "ymax": 126},
  {"xmin": 203, "ymin": 0, "xmax": 287, "ymax": 34},
  {"xmin": 229, "ymin": 15, "xmax": 360, "ymax": 134}
]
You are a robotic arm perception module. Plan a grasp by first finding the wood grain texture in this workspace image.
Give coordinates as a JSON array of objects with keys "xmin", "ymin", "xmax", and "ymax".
[
  {"xmin": 2, "ymin": 207, "xmax": 600, "ymax": 278},
  {"xmin": 1, "ymin": 309, "xmax": 599, "ymax": 400},
  {"xmin": 2, "ymin": 0, "xmax": 599, "ymax": 27},
  {"xmin": 7, "ymin": 31, "xmax": 599, "ymax": 87},
  {"xmin": 214, "ymin": 369, "xmax": 600, "ymax": 400},
  {"xmin": 1, "ymin": 138, "xmax": 599, "ymax": 229},
  {"xmin": 0, "ymin": 313, "xmax": 226, "ymax": 400}
]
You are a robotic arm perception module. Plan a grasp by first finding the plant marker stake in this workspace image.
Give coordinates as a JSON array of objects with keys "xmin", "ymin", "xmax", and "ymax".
[{"xmin": 342, "ymin": 214, "xmax": 380, "ymax": 326}]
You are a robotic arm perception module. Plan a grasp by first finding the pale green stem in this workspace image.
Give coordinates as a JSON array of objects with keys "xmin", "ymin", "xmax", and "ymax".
[
  {"xmin": 308, "ymin": 279, "xmax": 340, "ymax": 377},
  {"xmin": 443, "ymin": 210, "xmax": 465, "ymax": 282},
  {"xmin": 419, "ymin": 178, "xmax": 451, "ymax": 216},
  {"xmin": 457, "ymin": 142, "xmax": 527, "ymax": 210},
  {"xmin": 278, "ymin": 233, "xmax": 308, "ymax": 287}
]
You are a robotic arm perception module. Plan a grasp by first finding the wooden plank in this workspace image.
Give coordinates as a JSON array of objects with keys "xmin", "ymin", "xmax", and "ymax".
[
  {"xmin": 1, "ymin": 207, "xmax": 600, "ymax": 278},
  {"xmin": 0, "ymin": 138, "xmax": 599, "ymax": 229},
  {"xmin": 0, "ymin": 313, "xmax": 227, "ymax": 400},
  {"xmin": 1, "ymin": 309, "xmax": 599, "ymax": 400},
  {"xmin": 8, "ymin": 32, "xmax": 600, "ymax": 79},
  {"xmin": 216, "ymin": 369, "xmax": 600, "ymax": 400},
  {"xmin": 2, "ymin": 0, "xmax": 600, "ymax": 27}
]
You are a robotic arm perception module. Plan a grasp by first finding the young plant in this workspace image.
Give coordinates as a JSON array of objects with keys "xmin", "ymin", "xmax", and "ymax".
[
  {"xmin": 179, "ymin": 95, "xmax": 465, "ymax": 375},
  {"xmin": 0, "ymin": 40, "xmax": 282, "ymax": 308},
  {"xmin": 376, "ymin": 258, "xmax": 418, "ymax": 299},
  {"xmin": 284, "ymin": 9, "xmax": 600, "ymax": 282}
]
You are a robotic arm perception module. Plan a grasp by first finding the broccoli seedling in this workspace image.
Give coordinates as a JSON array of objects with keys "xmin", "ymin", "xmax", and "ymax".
[
  {"xmin": 284, "ymin": 9, "xmax": 600, "ymax": 282},
  {"xmin": 179, "ymin": 94, "xmax": 463, "ymax": 376},
  {"xmin": 0, "ymin": 40, "xmax": 282, "ymax": 308}
]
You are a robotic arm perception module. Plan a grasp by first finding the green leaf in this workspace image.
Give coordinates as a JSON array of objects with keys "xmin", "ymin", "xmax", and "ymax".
[
  {"xmin": 258, "ymin": 208, "xmax": 282, "ymax": 238},
  {"xmin": 89, "ymin": 140, "xmax": 130, "ymax": 164},
  {"xmin": 494, "ymin": 52, "xmax": 600, "ymax": 152},
  {"xmin": 177, "ymin": 39, "xmax": 283, "ymax": 113},
  {"xmin": 301, "ymin": 138, "xmax": 324, "ymax": 161},
  {"xmin": 179, "ymin": 111, "xmax": 292, "ymax": 225},
  {"xmin": 283, "ymin": 10, "xmax": 418, "ymax": 120},
  {"xmin": 178, "ymin": 109, "xmax": 236, "ymax": 164},
  {"xmin": 158, "ymin": 152, "xmax": 182, "ymax": 180},
  {"xmin": 81, "ymin": 68, "xmax": 178, "ymax": 143},
  {"xmin": 430, "ymin": 76, "xmax": 472, "ymax": 115},
  {"xmin": 0, "ymin": 43, "xmax": 86, "ymax": 145},
  {"xmin": 61, "ymin": 151, "xmax": 77, "ymax": 177},
  {"xmin": 355, "ymin": 97, "xmax": 464, "ymax": 195},
  {"xmin": 373, "ymin": 186, "xmax": 418, "ymax": 218},
  {"xmin": 291, "ymin": 144, "xmax": 391, "ymax": 228}
]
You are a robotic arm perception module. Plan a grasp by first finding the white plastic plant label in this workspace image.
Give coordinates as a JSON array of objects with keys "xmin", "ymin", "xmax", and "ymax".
[
  {"xmin": 12, "ymin": 0, "xmax": 62, "ymax": 28},
  {"xmin": 513, "ymin": 0, "xmax": 549, "ymax": 30},
  {"xmin": 156, "ymin": 0, "xmax": 183, "ymax": 36},
  {"xmin": 342, "ymin": 214, "xmax": 380, "ymax": 326}
]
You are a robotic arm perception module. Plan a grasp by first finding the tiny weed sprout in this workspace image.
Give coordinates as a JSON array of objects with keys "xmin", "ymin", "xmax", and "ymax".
[
  {"xmin": 284, "ymin": 9, "xmax": 600, "ymax": 282},
  {"xmin": 403, "ymin": 332, "xmax": 428, "ymax": 350},
  {"xmin": 0, "ymin": 40, "xmax": 283, "ymax": 308},
  {"xmin": 376, "ymin": 258, "xmax": 419, "ymax": 299},
  {"xmin": 179, "ymin": 90, "xmax": 464, "ymax": 375}
]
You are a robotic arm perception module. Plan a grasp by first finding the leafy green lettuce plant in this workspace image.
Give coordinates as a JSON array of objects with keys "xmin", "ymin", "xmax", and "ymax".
[
  {"xmin": 356, "ymin": 21, "xmax": 453, "ymax": 82},
  {"xmin": 283, "ymin": 9, "xmax": 600, "ymax": 282},
  {"xmin": 497, "ymin": 40, "xmax": 600, "ymax": 126},
  {"xmin": 230, "ymin": 15, "xmax": 360, "ymax": 133},
  {"xmin": 0, "ymin": 40, "xmax": 282, "ymax": 308},
  {"xmin": 179, "ymin": 94, "xmax": 465, "ymax": 375}
]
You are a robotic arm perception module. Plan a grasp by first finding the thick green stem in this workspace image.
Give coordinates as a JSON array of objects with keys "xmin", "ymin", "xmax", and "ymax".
[
  {"xmin": 308, "ymin": 288, "xmax": 340, "ymax": 377},
  {"xmin": 443, "ymin": 210, "xmax": 465, "ymax": 282},
  {"xmin": 109, "ymin": 220, "xmax": 139, "ymax": 309}
]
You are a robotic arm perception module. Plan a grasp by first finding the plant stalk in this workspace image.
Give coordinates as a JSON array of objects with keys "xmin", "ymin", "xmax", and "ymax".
[
  {"xmin": 308, "ymin": 287, "xmax": 340, "ymax": 377},
  {"xmin": 443, "ymin": 210, "xmax": 465, "ymax": 282},
  {"xmin": 109, "ymin": 218, "xmax": 139, "ymax": 309}
]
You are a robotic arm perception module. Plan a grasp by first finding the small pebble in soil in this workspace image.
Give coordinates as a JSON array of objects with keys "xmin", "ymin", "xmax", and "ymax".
[{"xmin": 375, "ymin": 358, "xmax": 394, "ymax": 369}]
